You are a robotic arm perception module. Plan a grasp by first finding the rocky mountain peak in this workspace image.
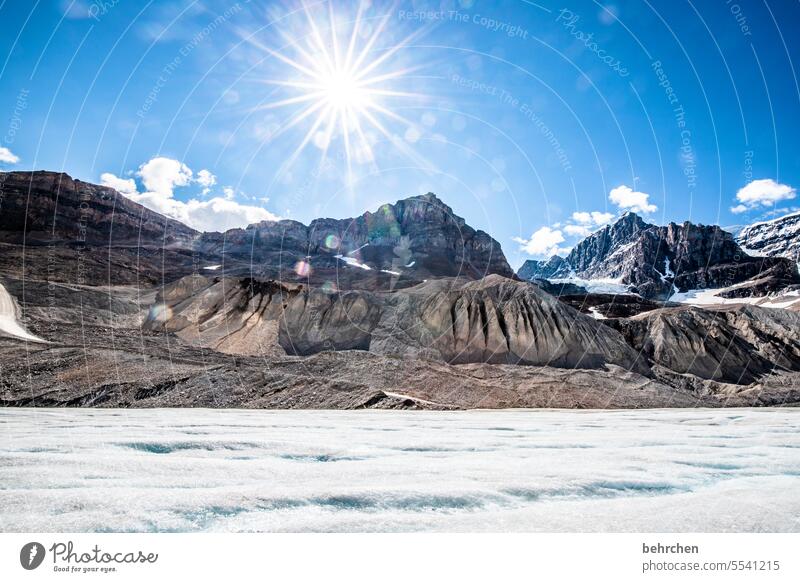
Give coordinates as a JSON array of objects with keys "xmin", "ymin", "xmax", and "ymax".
[
  {"xmin": 736, "ymin": 210, "xmax": 800, "ymax": 263},
  {"xmin": 607, "ymin": 211, "xmax": 649, "ymax": 238},
  {"xmin": 516, "ymin": 208, "xmax": 800, "ymax": 300}
]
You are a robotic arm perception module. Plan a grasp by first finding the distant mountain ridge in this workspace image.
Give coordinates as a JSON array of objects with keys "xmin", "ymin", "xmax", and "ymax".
[
  {"xmin": 517, "ymin": 212, "xmax": 800, "ymax": 299},
  {"xmin": 736, "ymin": 211, "xmax": 800, "ymax": 264},
  {"xmin": 0, "ymin": 171, "xmax": 513, "ymax": 289}
]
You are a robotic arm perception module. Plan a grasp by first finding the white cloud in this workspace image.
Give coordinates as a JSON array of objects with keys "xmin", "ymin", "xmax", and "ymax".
[
  {"xmin": 101, "ymin": 157, "xmax": 279, "ymax": 232},
  {"xmin": 571, "ymin": 211, "xmax": 592, "ymax": 225},
  {"xmin": 590, "ymin": 211, "xmax": 615, "ymax": 225},
  {"xmin": 732, "ymin": 179, "xmax": 796, "ymax": 212},
  {"xmin": 571, "ymin": 210, "xmax": 615, "ymax": 227},
  {"xmin": 223, "ymin": 186, "xmax": 235, "ymax": 200},
  {"xmin": 100, "ymin": 172, "xmax": 138, "ymax": 196},
  {"xmin": 60, "ymin": 0, "xmax": 91, "ymax": 18},
  {"xmin": 730, "ymin": 204, "xmax": 749, "ymax": 214},
  {"xmin": 195, "ymin": 169, "xmax": 217, "ymax": 194},
  {"xmin": 564, "ymin": 224, "xmax": 592, "ymax": 237},
  {"xmin": 171, "ymin": 197, "xmax": 278, "ymax": 232},
  {"xmin": 514, "ymin": 226, "xmax": 569, "ymax": 257},
  {"xmin": 0, "ymin": 146, "xmax": 19, "ymax": 164},
  {"xmin": 608, "ymin": 185, "xmax": 657, "ymax": 214},
  {"xmin": 138, "ymin": 157, "xmax": 193, "ymax": 197}
]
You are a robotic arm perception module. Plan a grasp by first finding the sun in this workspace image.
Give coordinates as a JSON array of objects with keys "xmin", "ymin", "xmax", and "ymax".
[
  {"xmin": 320, "ymin": 70, "xmax": 367, "ymax": 110},
  {"xmin": 248, "ymin": 1, "xmax": 427, "ymax": 182}
]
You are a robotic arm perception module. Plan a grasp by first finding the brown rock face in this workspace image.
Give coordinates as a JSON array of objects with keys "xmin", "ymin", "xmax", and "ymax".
[
  {"xmin": 606, "ymin": 304, "xmax": 800, "ymax": 384},
  {"xmin": 3, "ymin": 273, "xmax": 800, "ymax": 408},
  {"xmin": 0, "ymin": 171, "xmax": 207, "ymax": 285},
  {"xmin": 145, "ymin": 274, "xmax": 650, "ymax": 374},
  {"xmin": 0, "ymin": 170, "xmax": 198, "ymax": 244}
]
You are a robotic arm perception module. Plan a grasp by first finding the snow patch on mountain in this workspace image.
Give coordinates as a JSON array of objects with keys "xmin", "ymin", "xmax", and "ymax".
[
  {"xmin": 671, "ymin": 287, "xmax": 800, "ymax": 310},
  {"xmin": 547, "ymin": 276, "xmax": 631, "ymax": 294},
  {"xmin": 0, "ymin": 283, "xmax": 46, "ymax": 342},
  {"xmin": 335, "ymin": 255, "xmax": 372, "ymax": 270}
]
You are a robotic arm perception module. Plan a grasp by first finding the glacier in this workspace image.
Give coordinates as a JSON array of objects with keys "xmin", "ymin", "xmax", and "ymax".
[{"xmin": 0, "ymin": 408, "xmax": 798, "ymax": 533}]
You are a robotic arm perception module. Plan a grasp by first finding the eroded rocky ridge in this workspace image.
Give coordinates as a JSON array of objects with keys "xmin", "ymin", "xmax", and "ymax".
[
  {"xmin": 606, "ymin": 305, "xmax": 800, "ymax": 385},
  {"xmin": 144, "ymin": 274, "xmax": 649, "ymax": 374}
]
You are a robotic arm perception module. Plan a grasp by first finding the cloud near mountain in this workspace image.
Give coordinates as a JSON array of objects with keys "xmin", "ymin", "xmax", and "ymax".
[
  {"xmin": 101, "ymin": 156, "xmax": 279, "ymax": 231},
  {"xmin": 513, "ymin": 226, "xmax": 568, "ymax": 257},
  {"xmin": 0, "ymin": 146, "xmax": 19, "ymax": 164},
  {"xmin": 516, "ymin": 189, "xmax": 637, "ymax": 257},
  {"xmin": 730, "ymin": 179, "xmax": 796, "ymax": 213},
  {"xmin": 608, "ymin": 185, "xmax": 657, "ymax": 214}
]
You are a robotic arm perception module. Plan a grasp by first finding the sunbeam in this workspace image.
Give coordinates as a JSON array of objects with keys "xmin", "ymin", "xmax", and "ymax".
[{"xmin": 249, "ymin": 1, "xmax": 427, "ymax": 184}]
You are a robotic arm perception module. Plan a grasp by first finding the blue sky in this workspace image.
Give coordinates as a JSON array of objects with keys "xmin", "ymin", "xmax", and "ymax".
[{"xmin": 1, "ymin": 0, "xmax": 798, "ymax": 268}]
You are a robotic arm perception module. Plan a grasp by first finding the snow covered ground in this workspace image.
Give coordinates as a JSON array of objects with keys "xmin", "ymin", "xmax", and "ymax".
[
  {"xmin": 0, "ymin": 283, "xmax": 46, "ymax": 342},
  {"xmin": 547, "ymin": 276, "xmax": 631, "ymax": 294},
  {"xmin": 671, "ymin": 288, "xmax": 800, "ymax": 309},
  {"xmin": 334, "ymin": 254, "xmax": 372, "ymax": 270},
  {"xmin": 1, "ymin": 409, "xmax": 798, "ymax": 532}
]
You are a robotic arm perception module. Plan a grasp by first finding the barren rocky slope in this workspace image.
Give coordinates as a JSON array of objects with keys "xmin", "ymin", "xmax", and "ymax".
[{"xmin": 143, "ymin": 274, "xmax": 649, "ymax": 373}]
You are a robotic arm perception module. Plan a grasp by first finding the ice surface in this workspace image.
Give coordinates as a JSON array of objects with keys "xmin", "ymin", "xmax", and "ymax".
[{"xmin": 0, "ymin": 409, "xmax": 798, "ymax": 533}]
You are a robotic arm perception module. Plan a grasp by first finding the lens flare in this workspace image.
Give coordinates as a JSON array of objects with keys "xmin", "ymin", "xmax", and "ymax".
[
  {"xmin": 295, "ymin": 260, "xmax": 312, "ymax": 277},
  {"xmin": 324, "ymin": 234, "xmax": 341, "ymax": 249}
]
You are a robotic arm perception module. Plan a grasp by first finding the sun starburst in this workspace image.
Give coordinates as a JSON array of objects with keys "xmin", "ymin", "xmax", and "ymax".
[{"xmin": 248, "ymin": 1, "xmax": 428, "ymax": 184}]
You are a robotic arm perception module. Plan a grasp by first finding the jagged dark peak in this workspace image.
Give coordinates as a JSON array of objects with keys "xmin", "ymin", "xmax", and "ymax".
[
  {"xmin": 408, "ymin": 191, "xmax": 447, "ymax": 206},
  {"xmin": 607, "ymin": 211, "xmax": 651, "ymax": 233}
]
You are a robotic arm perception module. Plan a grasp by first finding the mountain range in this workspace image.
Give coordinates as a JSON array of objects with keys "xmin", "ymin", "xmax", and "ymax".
[
  {"xmin": 517, "ymin": 212, "xmax": 800, "ymax": 300},
  {"xmin": 1, "ymin": 170, "xmax": 799, "ymax": 409}
]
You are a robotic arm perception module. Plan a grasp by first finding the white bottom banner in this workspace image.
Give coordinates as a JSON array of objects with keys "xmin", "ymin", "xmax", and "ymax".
[{"xmin": 0, "ymin": 533, "xmax": 797, "ymax": 581}]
